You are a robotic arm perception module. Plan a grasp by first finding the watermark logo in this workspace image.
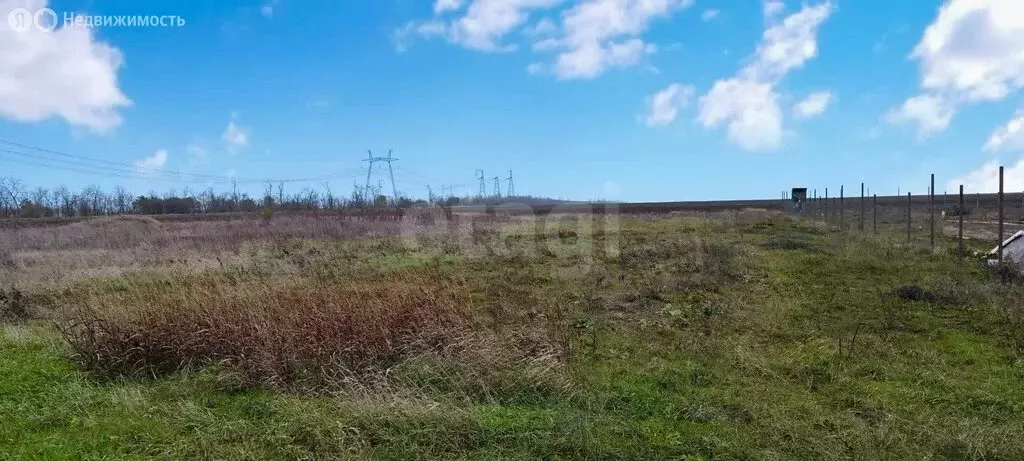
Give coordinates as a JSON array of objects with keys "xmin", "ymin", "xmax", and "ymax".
[{"xmin": 7, "ymin": 8, "xmax": 185, "ymax": 32}]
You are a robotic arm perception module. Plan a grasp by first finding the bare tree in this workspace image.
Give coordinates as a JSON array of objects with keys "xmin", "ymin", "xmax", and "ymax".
[
  {"xmin": 322, "ymin": 182, "xmax": 335, "ymax": 210},
  {"xmin": 113, "ymin": 186, "xmax": 130, "ymax": 214},
  {"xmin": 0, "ymin": 177, "xmax": 24, "ymax": 217},
  {"xmin": 263, "ymin": 181, "xmax": 274, "ymax": 208}
]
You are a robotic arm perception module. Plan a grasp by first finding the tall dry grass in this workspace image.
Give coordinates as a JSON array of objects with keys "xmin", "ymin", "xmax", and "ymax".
[
  {"xmin": 57, "ymin": 271, "xmax": 475, "ymax": 387},
  {"xmin": 0, "ymin": 215, "xmax": 401, "ymax": 253}
]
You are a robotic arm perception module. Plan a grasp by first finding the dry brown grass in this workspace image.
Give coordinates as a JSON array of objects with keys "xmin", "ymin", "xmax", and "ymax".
[
  {"xmin": 0, "ymin": 215, "xmax": 404, "ymax": 287},
  {"xmin": 57, "ymin": 270, "xmax": 476, "ymax": 388}
]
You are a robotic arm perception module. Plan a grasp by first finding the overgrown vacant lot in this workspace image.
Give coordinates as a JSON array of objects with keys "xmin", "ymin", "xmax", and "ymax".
[{"xmin": 2, "ymin": 211, "xmax": 1024, "ymax": 459}]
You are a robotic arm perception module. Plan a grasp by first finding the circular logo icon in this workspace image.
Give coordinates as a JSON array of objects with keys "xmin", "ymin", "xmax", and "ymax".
[
  {"xmin": 7, "ymin": 7, "xmax": 33, "ymax": 32},
  {"xmin": 34, "ymin": 8, "xmax": 57, "ymax": 32}
]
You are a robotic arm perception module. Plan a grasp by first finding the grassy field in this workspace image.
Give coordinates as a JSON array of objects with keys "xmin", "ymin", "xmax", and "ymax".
[{"xmin": 2, "ymin": 210, "xmax": 1023, "ymax": 459}]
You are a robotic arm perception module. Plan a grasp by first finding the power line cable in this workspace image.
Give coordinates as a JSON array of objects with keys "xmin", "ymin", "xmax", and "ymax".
[{"xmin": 0, "ymin": 139, "xmax": 365, "ymax": 184}]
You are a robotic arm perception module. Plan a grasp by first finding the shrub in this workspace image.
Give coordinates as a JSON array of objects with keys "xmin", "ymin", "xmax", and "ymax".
[
  {"xmin": 988, "ymin": 261, "xmax": 1024, "ymax": 286},
  {"xmin": 57, "ymin": 271, "xmax": 475, "ymax": 387},
  {"xmin": 895, "ymin": 284, "xmax": 935, "ymax": 302},
  {"xmin": 0, "ymin": 286, "xmax": 28, "ymax": 321},
  {"xmin": 0, "ymin": 248, "xmax": 15, "ymax": 268}
]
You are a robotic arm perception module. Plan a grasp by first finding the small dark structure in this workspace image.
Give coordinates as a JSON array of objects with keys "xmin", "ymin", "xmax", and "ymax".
[{"xmin": 791, "ymin": 187, "xmax": 808, "ymax": 212}]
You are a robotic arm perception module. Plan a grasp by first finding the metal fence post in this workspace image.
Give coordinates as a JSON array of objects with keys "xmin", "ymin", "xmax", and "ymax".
[
  {"xmin": 930, "ymin": 174, "xmax": 935, "ymax": 252},
  {"xmin": 907, "ymin": 192, "xmax": 911, "ymax": 244},
  {"xmin": 998, "ymin": 166, "xmax": 1004, "ymax": 265},
  {"xmin": 958, "ymin": 185, "xmax": 964, "ymax": 257},
  {"xmin": 873, "ymin": 194, "xmax": 877, "ymax": 234},
  {"xmin": 860, "ymin": 183, "xmax": 865, "ymax": 232},
  {"xmin": 840, "ymin": 185, "xmax": 845, "ymax": 231}
]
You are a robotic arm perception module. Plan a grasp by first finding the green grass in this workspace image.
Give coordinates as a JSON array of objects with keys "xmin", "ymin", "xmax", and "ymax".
[{"xmin": 3, "ymin": 214, "xmax": 1024, "ymax": 459}]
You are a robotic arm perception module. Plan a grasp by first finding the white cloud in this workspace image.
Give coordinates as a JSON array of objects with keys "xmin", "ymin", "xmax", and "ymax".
[
  {"xmin": 186, "ymin": 144, "xmax": 206, "ymax": 157},
  {"xmin": 984, "ymin": 112, "xmax": 1024, "ymax": 151},
  {"xmin": 553, "ymin": 38, "xmax": 655, "ymax": 80},
  {"xmin": 948, "ymin": 157, "xmax": 1024, "ymax": 193},
  {"xmin": 525, "ymin": 17, "xmax": 557, "ymax": 36},
  {"xmin": 747, "ymin": 1, "xmax": 833, "ymax": 81},
  {"xmin": 696, "ymin": 2, "xmax": 833, "ymax": 151},
  {"xmin": 550, "ymin": 0, "xmax": 692, "ymax": 80},
  {"xmin": 222, "ymin": 113, "xmax": 249, "ymax": 153},
  {"xmin": 700, "ymin": 9, "xmax": 719, "ymax": 22},
  {"xmin": 698, "ymin": 78, "xmax": 783, "ymax": 151},
  {"xmin": 448, "ymin": 0, "xmax": 562, "ymax": 51},
  {"xmin": 399, "ymin": 0, "xmax": 691, "ymax": 79},
  {"xmin": 793, "ymin": 90, "xmax": 833, "ymax": 119},
  {"xmin": 434, "ymin": 0, "xmax": 464, "ymax": 14},
  {"xmin": 526, "ymin": 61, "xmax": 545, "ymax": 74},
  {"xmin": 763, "ymin": 0, "xmax": 784, "ymax": 19},
  {"xmin": 135, "ymin": 149, "xmax": 168, "ymax": 174},
  {"xmin": 890, "ymin": 0, "xmax": 1024, "ymax": 135},
  {"xmin": 644, "ymin": 83, "xmax": 695, "ymax": 127},
  {"xmin": 0, "ymin": 0, "xmax": 131, "ymax": 132},
  {"xmin": 885, "ymin": 94, "xmax": 954, "ymax": 136}
]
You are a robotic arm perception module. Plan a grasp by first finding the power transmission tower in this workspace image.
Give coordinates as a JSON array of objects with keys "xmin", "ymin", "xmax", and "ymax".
[
  {"xmin": 476, "ymin": 170, "xmax": 485, "ymax": 198},
  {"xmin": 492, "ymin": 176, "xmax": 501, "ymax": 198},
  {"xmin": 506, "ymin": 170, "xmax": 515, "ymax": 197},
  {"xmin": 363, "ymin": 149, "xmax": 400, "ymax": 205}
]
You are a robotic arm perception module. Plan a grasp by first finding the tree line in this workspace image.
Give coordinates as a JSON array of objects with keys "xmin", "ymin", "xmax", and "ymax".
[{"xmin": 0, "ymin": 177, "xmax": 560, "ymax": 218}]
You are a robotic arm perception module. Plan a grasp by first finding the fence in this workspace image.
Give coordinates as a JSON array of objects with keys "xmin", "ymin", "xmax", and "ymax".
[{"xmin": 788, "ymin": 166, "xmax": 1018, "ymax": 262}]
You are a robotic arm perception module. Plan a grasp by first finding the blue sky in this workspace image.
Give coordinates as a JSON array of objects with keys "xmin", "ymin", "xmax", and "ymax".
[{"xmin": 0, "ymin": 0, "xmax": 1022, "ymax": 201}]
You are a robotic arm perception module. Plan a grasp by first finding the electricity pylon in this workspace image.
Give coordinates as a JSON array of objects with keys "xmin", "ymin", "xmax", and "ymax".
[
  {"xmin": 506, "ymin": 170, "xmax": 515, "ymax": 197},
  {"xmin": 363, "ymin": 149, "xmax": 399, "ymax": 205}
]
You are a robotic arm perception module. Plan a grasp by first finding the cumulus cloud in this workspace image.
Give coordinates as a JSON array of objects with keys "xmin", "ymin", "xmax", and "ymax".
[
  {"xmin": 134, "ymin": 149, "xmax": 168, "ymax": 174},
  {"xmin": 763, "ymin": 0, "xmax": 784, "ymax": 19},
  {"xmin": 889, "ymin": 0, "xmax": 1024, "ymax": 135},
  {"xmin": 793, "ymin": 91, "xmax": 833, "ymax": 119},
  {"xmin": 697, "ymin": 2, "xmax": 833, "ymax": 151},
  {"xmin": 434, "ymin": 0, "xmax": 464, "ymax": 15},
  {"xmin": 984, "ymin": 112, "xmax": 1024, "ymax": 152},
  {"xmin": 0, "ymin": 0, "xmax": 131, "ymax": 132},
  {"xmin": 222, "ymin": 113, "xmax": 249, "ymax": 153},
  {"xmin": 885, "ymin": 94, "xmax": 954, "ymax": 136},
  {"xmin": 698, "ymin": 78, "xmax": 783, "ymax": 150},
  {"xmin": 548, "ymin": 0, "xmax": 692, "ymax": 79},
  {"xmin": 701, "ymin": 9, "xmax": 719, "ymax": 22},
  {"xmin": 397, "ymin": 0, "xmax": 692, "ymax": 79},
  {"xmin": 644, "ymin": 83, "xmax": 695, "ymax": 127},
  {"xmin": 399, "ymin": 0, "xmax": 561, "ymax": 52},
  {"xmin": 747, "ymin": 2, "xmax": 833, "ymax": 81},
  {"xmin": 948, "ymin": 157, "xmax": 1024, "ymax": 193}
]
